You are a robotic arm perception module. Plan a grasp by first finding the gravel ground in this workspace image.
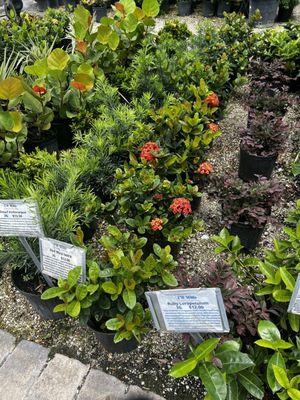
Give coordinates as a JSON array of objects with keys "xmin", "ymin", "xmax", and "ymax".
[{"xmin": 0, "ymin": 91, "xmax": 299, "ymax": 399}]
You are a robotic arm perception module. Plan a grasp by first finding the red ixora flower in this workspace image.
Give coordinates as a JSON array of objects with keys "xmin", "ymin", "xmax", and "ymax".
[
  {"xmin": 198, "ymin": 161, "xmax": 213, "ymax": 175},
  {"xmin": 141, "ymin": 142, "xmax": 160, "ymax": 162},
  {"xmin": 208, "ymin": 123, "xmax": 220, "ymax": 132},
  {"xmin": 150, "ymin": 218, "xmax": 164, "ymax": 231},
  {"xmin": 205, "ymin": 93, "xmax": 220, "ymax": 107},
  {"xmin": 33, "ymin": 85, "xmax": 47, "ymax": 95},
  {"xmin": 70, "ymin": 81, "xmax": 86, "ymax": 91},
  {"xmin": 153, "ymin": 193, "xmax": 163, "ymax": 200},
  {"xmin": 169, "ymin": 198, "xmax": 192, "ymax": 215}
]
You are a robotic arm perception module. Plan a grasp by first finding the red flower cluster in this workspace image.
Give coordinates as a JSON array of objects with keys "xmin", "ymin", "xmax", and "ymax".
[
  {"xmin": 169, "ymin": 198, "xmax": 192, "ymax": 215},
  {"xmin": 153, "ymin": 193, "xmax": 163, "ymax": 200},
  {"xmin": 150, "ymin": 218, "xmax": 164, "ymax": 231},
  {"xmin": 33, "ymin": 85, "xmax": 47, "ymax": 95},
  {"xmin": 205, "ymin": 93, "xmax": 220, "ymax": 107},
  {"xmin": 141, "ymin": 142, "xmax": 160, "ymax": 162},
  {"xmin": 208, "ymin": 123, "xmax": 220, "ymax": 132},
  {"xmin": 198, "ymin": 161, "xmax": 213, "ymax": 175}
]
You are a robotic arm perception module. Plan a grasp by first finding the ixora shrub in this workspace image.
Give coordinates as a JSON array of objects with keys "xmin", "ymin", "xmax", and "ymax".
[
  {"xmin": 170, "ymin": 202, "xmax": 300, "ymax": 399},
  {"xmin": 42, "ymin": 226, "xmax": 178, "ymax": 343},
  {"xmin": 0, "ymin": 77, "xmax": 27, "ymax": 165}
]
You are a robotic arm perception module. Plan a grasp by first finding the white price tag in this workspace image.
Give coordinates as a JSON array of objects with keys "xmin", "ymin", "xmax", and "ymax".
[
  {"xmin": 0, "ymin": 199, "xmax": 44, "ymax": 237},
  {"xmin": 39, "ymin": 237, "xmax": 86, "ymax": 282},
  {"xmin": 146, "ymin": 288, "xmax": 229, "ymax": 333},
  {"xmin": 288, "ymin": 274, "xmax": 300, "ymax": 315}
]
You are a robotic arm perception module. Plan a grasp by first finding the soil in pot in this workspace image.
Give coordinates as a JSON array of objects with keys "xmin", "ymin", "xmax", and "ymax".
[
  {"xmin": 249, "ymin": 0, "xmax": 279, "ymax": 24},
  {"xmin": 177, "ymin": 0, "xmax": 192, "ymax": 15},
  {"xmin": 87, "ymin": 319, "xmax": 139, "ymax": 354},
  {"xmin": 11, "ymin": 268, "xmax": 65, "ymax": 320},
  {"xmin": 217, "ymin": 0, "xmax": 231, "ymax": 16},
  {"xmin": 238, "ymin": 146, "xmax": 278, "ymax": 181},
  {"xmin": 230, "ymin": 222, "xmax": 266, "ymax": 251},
  {"xmin": 92, "ymin": 5, "xmax": 107, "ymax": 22},
  {"xmin": 202, "ymin": 0, "xmax": 216, "ymax": 16}
]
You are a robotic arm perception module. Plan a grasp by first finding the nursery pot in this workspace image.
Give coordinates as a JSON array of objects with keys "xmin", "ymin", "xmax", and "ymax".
[
  {"xmin": 58, "ymin": 0, "xmax": 65, "ymax": 5},
  {"xmin": 177, "ymin": 0, "xmax": 192, "ymax": 15},
  {"xmin": 249, "ymin": 0, "xmax": 279, "ymax": 24},
  {"xmin": 65, "ymin": 0, "xmax": 76, "ymax": 9},
  {"xmin": 11, "ymin": 269, "xmax": 65, "ymax": 320},
  {"xmin": 92, "ymin": 5, "xmax": 107, "ymax": 22},
  {"xmin": 87, "ymin": 320, "xmax": 139, "ymax": 353},
  {"xmin": 217, "ymin": 0, "xmax": 231, "ymax": 16},
  {"xmin": 202, "ymin": 0, "xmax": 216, "ymax": 16},
  {"xmin": 47, "ymin": 0, "xmax": 59, "ymax": 7},
  {"xmin": 36, "ymin": 0, "xmax": 48, "ymax": 11},
  {"xmin": 238, "ymin": 146, "xmax": 278, "ymax": 181},
  {"xmin": 230, "ymin": 222, "xmax": 266, "ymax": 251},
  {"xmin": 24, "ymin": 133, "xmax": 58, "ymax": 154},
  {"xmin": 277, "ymin": 5, "xmax": 293, "ymax": 21}
]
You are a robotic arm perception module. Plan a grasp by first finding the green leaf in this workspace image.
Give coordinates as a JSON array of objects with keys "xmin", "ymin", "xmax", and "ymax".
[
  {"xmin": 216, "ymin": 340, "xmax": 241, "ymax": 355},
  {"xmin": 106, "ymin": 318, "xmax": 124, "ymax": 331},
  {"xmin": 258, "ymin": 320, "xmax": 281, "ymax": 342},
  {"xmin": 88, "ymin": 261, "xmax": 100, "ymax": 283},
  {"xmin": 123, "ymin": 13, "xmax": 138, "ymax": 32},
  {"xmin": 97, "ymin": 25, "xmax": 112, "ymax": 44},
  {"xmin": 67, "ymin": 266, "xmax": 82, "ymax": 287},
  {"xmin": 120, "ymin": 0, "xmax": 136, "ymax": 13},
  {"xmin": 289, "ymin": 313, "xmax": 300, "ymax": 332},
  {"xmin": 102, "ymin": 281, "xmax": 118, "ymax": 294},
  {"xmin": 66, "ymin": 300, "xmax": 81, "ymax": 317},
  {"xmin": 267, "ymin": 352, "xmax": 286, "ymax": 393},
  {"xmin": 107, "ymin": 225, "xmax": 122, "ymax": 240},
  {"xmin": 0, "ymin": 77, "xmax": 24, "ymax": 100},
  {"xmin": 22, "ymin": 91, "xmax": 43, "ymax": 113},
  {"xmin": 24, "ymin": 58, "xmax": 48, "ymax": 77},
  {"xmin": 53, "ymin": 303, "xmax": 66, "ymax": 313},
  {"xmin": 142, "ymin": 0, "xmax": 159, "ymax": 17},
  {"xmin": 76, "ymin": 284, "xmax": 88, "ymax": 301},
  {"xmin": 122, "ymin": 288, "xmax": 136, "ymax": 310},
  {"xmin": 0, "ymin": 111, "xmax": 13, "ymax": 131},
  {"xmin": 169, "ymin": 358, "xmax": 197, "ymax": 378},
  {"xmin": 193, "ymin": 338, "xmax": 220, "ymax": 362},
  {"xmin": 287, "ymin": 388, "xmax": 300, "ymax": 400},
  {"xmin": 47, "ymin": 49, "xmax": 70, "ymax": 71},
  {"xmin": 217, "ymin": 350, "xmax": 254, "ymax": 374},
  {"xmin": 161, "ymin": 270, "xmax": 178, "ymax": 287},
  {"xmin": 238, "ymin": 370, "xmax": 264, "ymax": 399},
  {"xmin": 226, "ymin": 379, "xmax": 242, "ymax": 400},
  {"xmin": 273, "ymin": 365, "xmax": 290, "ymax": 390},
  {"xmin": 41, "ymin": 287, "xmax": 67, "ymax": 300},
  {"xmin": 279, "ymin": 267, "xmax": 295, "ymax": 291},
  {"xmin": 198, "ymin": 363, "xmax": 227, "ymax": 400},
  {"xmin": 273, "ymin": 289, "xmax": 291, "ymax": 302}
]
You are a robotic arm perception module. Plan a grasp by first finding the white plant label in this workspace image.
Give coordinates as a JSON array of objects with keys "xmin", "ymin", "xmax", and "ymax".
[
  {"xmin": 145, "ymin": 288, "xmax": 229, "ymax": 333},
  {"xmin": 288, "ymin": 274, "xmax": 300, "ymax": 315},
  {"xmin": 39, "ymin": 237, "xmax": 86, "ymax": 282},
  {"xmin": 0, "ymin": 199, "xmax": 44, "ymax": 237}
]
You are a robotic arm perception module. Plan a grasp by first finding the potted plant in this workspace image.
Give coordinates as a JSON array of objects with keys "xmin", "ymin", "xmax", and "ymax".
[
  {"xmin": 210, "ymin": 175, "xmax": 283, "ymax": 250},
  {"xmin": 277, "ymin": 0, "xmax": 299, "ymax": 20},
  {"xmin": 249, "ymin": 0, "xmax": 279, "ymax": 24},
  {"xmin": 202, "ymin": 0, "xmax": 216, "ymax": 16},
  {"xmin": 42, "ymin": 226, "xmax": 178, "ymax": 353},
  {"xmin": 239, "ymin": 111, "xmax": 288, "ymax": 181},
  {"xmin": 177, "ymin": 0, "xmax": 192, "ymax": 16}
]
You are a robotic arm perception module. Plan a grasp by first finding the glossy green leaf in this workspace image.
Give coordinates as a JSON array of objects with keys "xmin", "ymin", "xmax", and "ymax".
[
  {"xmin": 287, "ymin": 388, "xmax": 300, "ymax": 400},
  {"xmin": 161, "ymin": 270, "xmax": 178, "ymax": 287},
  {"xmin": 47, "ymin": 49, "xmax": 70, "ymax": 71},
  {"xmin": 106, "ymin": 317, "xmax": 124, "ymax": 331},
  {"xmin": 76, "ymin": 284, "xmax": 88, "ymax": 301},
  {"xmin": 67, "ymin": 266, "xmax": 82, "ymax": 287},
  {"xmin": 279, "ymin": 267, "xmax": 295, "ymax": 291},
  {"xmin": 267, "ymin": 352, "xmax": 286, "ymax": 393},
  {"xmin": 0, "ymin": 77, "xmax": 24, "ymax": 100},
  {"xmin": 258, "ymin": 320, "xmax": 281, "ymax": 342},
  {"xmin": 122, "ymin": 288, "xmax": 136, "ymax": 310},
  {"xmin": 273, "ymin": 289, "xmax": 292, "ymax": 302},
  {"xmin": 273, "ymin": 365, "xmax": 290, "ymax": 389},
  {"xmin": 238, "ymin": 370, "xmax": 264, "ymax": 399},
  {"xmin": 66, "ymin": 300, "xmax": 81, "ymax": 317},
  {"xmin": 102, "ymin": 281, "xmax": 118, "ymax": 294},
  {"xmin": 169, "ymin": 357, "xmax": 197, "ymax": 378},
  {"xmin": 142, "ymin": 0, "xmax": 159, "ymax": 17},
  {"xmin": 41, "ymin": 287, "xmax": 67, "ymax": 300},
  {"xmin": 198, "ymin": 362, "xmax": 227, "ymax": 400},
  {"xmin": 217, "ymin": 350, "xmax": 254, "ymax": 374},
  {"xmin": 193, "ymin": 338, "xmax": 220, "ymax": 362}
]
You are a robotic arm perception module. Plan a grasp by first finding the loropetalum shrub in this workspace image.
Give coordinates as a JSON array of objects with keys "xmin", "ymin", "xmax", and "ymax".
[
  {"xmin": 241, "ymin": 111, "xmax": 288, "ymax": 157},
  {"xmin": 210, "ymin": 175, "xmax": 283, "ymax": 228}
]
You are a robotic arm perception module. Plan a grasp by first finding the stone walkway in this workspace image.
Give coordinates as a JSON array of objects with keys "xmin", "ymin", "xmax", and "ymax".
[{"xmin": 0, "ymin": 330, "xmax": 164, "ymax": 400}]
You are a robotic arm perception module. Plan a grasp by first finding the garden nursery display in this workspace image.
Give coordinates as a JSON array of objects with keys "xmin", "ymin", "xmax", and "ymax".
[{"xmin": 0, "ymin": 1, "xmax": 299, "ymax": 399}]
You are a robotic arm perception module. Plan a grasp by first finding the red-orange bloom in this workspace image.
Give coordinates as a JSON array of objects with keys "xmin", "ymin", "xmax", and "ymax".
[
  {"xmin": 208, "ymin": 123, "xmax": 220, "ymax": 132},
  {"xmin": 153, "ymin": 193, "xmax": 163, "ymax": 200},
  {"xmin": 150, "ymin": 218, "xmax": 164, "ymax": 231},
  {"xmin": 33, "ymin": 85, "xmax": 47, "ymax": 95},
  {"xmin": 70, "ymin": 81, "xmax": 86, "ymax": 91},
  {"xmin": 141, "ymin": 142, "xmax": 160, "ymax": 162},
  {"xmin": 198, "ymin": 162, "xmax": 213, "ymax": 175},
  {"xmin": 169, "ymin": 198, "xmax": 192, "ymax": 215},
  {"xmin": 76, "ymin": 40, "xmax": 87, "ymax": 55},
  {"xmin": 205, "ymin": 93, "xmax": 220, "ymax": 107}
]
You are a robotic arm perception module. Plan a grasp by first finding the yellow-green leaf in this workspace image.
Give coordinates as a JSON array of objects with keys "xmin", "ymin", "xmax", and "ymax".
[{"xmin": 0, "ymin": 77, "xmax": 24, "ymax": 100}]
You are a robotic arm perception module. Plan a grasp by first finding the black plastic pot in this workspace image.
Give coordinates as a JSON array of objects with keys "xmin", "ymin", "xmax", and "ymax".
[
  {"xmin": 238, "ymin": 146, "xmax": 278, "ymax": 181},
  {"xmin": 178, "ymin": 0, "xmax": 192, "ymax": 15},
  {"xmin": 249, "ymin": 0, "xmax": 279, "ymax": 24},
  {"xmin": 51, "ymin": 120, "xmax": 73, "ymax": 150},
  {"xmin": 87, "ymin": 320, "xmax": 139, "ymax": 353},
  {"xmin": 12, "ymin": 269, "xmax": 65, "ymax": 320},
  {"xmin": 65, "ymin": 0, "xmax": 76, "ymax": 9},
  {"xmin": 24, "ymin": 134, "xmax": 58, "ymax": 154},
  {"xmin": 202, "ymin": 0, "xmax": 215, "ymax": 16},
  {"xmin": 230, "ymin": 222, "xmax": 266, "ymax": 251},
  {"xmin": 58, "ymin": 0, "xmax": 64, "ymax": 5},
  {"xmin": 92, "ymin": 5, "xmax": 107, "ymax": 22},
  {"xmin": 277, "ymin": 5, "xmax": 293, "ymax": 21},
  {"xmin": 47, "ymin": 0, "xmax": 59, "ymax": 7},
  {"xmin": 217, "ymin": 0, "xmax": 231, "ymax": 16},
  {"xmin": 36, "ymin": 0, "xmax": 48, "ymax": 11}
]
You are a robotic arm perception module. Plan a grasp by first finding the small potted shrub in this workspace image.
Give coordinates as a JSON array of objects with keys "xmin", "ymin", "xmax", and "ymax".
[
  {"xmin": 177, "ymin": 0, "xmax": 192, "ymax": 16},
  {"xmin": 42, "ymin": 227, "xmax": 178, "ymax": 353},
  {"xmin": 249, "ymin": 0, "xmax": 279, "ymax": 24},
  {"xmin": 239, "ymin": 111, "xmax": 288, "ymax": 181},
  {"xmin": 210, "ymin": 175, "xmax": 283, "ymax": 250}
]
